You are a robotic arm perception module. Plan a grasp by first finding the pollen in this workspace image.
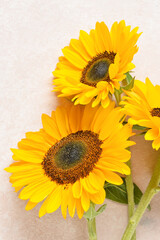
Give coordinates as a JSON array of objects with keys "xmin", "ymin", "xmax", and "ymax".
[
  {"xmin": 42, "ymin": 130, "xmax": 103, "ymax": 185},
  {"xmin": 151, "ymin": 108, "xmax": 160, "ymax": 118},
  {"xmin": 80, "ymin": 51, "xmax": 116, "ymax": 87}
]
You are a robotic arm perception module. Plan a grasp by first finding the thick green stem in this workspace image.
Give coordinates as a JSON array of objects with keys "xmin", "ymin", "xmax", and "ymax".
[
  {"xmin": 122, "ymin": 154, "xmax": 160, "ymax": 240},
  {"xmin": 116, "ymin": 85, "xmax": 136, "ymax": 239},
  {"xmin": 87, "ymin": 217, "xmax": 97, "ymax": 240},
  {"xmin": 125, "ymin": 159, "xmax": 136, "ymax": 240}
]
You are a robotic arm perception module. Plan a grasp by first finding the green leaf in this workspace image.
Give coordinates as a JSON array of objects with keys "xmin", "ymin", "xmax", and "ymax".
[
  {"xmin": 104, "ymin": 181, "xmax": 128, "ymax": 204},
  {"xmin": 104, "ymin": 179, "xmax": 151, "ymax": 210},
  {"xmin": 133, "ymin": 183, "xmax": 143, "ymax": 205}
]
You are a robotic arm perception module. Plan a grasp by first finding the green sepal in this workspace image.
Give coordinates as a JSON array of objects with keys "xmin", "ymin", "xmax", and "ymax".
[
  {"xmin": 124, "ymin": 72, "xmax": 133, "ymax": 84},
  {"xmin": 132, "ymin": 125, "xmax": 148, "ymax": 131},
  {"xmin": 114, "ymin": 72, "xmax": 135, "ymax": 102},
  {"xmin": 96, "ymin": 204, "xmax": 107, "ymax": 215},
  {"xmin": 122, "ymin": 72, "xmax": 135, "ymax": 91},
  {"xmin": 83, "ymin": 202, "xmax": 107, "ymax": 220},
  {"xmin": 122, "ymin": 77, "xmax": 135, "ymax": 91}
]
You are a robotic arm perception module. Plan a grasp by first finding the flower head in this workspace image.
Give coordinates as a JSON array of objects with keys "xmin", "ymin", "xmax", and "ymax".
[
  {"xmin": 121, "ymin": 78, "xmax": 160, "ymax": 150},
  {"xmin": 53, "ymin": 21, "xmax": 141, "ymax": 108},
  {"xmin": 6, "ymin": 102, "xmax": 134, "ymax": 218}
]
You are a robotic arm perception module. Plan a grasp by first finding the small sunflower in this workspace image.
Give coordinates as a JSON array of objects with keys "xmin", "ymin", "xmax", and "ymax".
[
  {"xmin": 53, "ymin": 21, "xmax": 141, "ymax": 108},
  {"xmin": 121, "ymin": 78, "xmax": 160, "ymax": 150},
  {"xmin": 6, "ymin": 102, "xmax": 134, "ymax": 218}
]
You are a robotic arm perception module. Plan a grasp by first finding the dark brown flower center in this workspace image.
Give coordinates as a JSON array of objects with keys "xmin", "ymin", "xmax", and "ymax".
[
  {"xmin": 80, "ymin": 51, "xmax": 116, "ymax": 87},
  {"xmin": 42, "ymin": 130, "xmax": 103, "ymax": 185},
  {"xmin": 151, "ymin": 108, "xmax": 160, "ymax": 118}
]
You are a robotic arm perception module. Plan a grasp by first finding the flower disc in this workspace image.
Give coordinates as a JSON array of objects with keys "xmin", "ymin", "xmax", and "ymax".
[
  {"xmin": 81, "ymin": 52, "xmax": 115, "ymax": 87},
  {"xmin": 42, "ymin": 130, "xmax": 102, "ymax": 184},
  {"xmin": 151, "ymin": 108, "xmax": 160, "ymax": 118}
]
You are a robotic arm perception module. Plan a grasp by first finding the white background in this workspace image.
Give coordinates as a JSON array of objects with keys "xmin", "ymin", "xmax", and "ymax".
[{"xmin": 0, "ymin": 0, "xmax": 160, "ymax": 239}]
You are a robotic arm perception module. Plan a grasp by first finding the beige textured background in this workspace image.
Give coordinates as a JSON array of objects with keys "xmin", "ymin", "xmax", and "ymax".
[{"xmin": 1, "ymin": 0, "xmax": 160, "ymax": 239}]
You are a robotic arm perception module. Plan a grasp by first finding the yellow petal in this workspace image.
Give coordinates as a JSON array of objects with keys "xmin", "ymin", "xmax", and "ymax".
[
  {"xmin": 152, "ymin": 137, "xmax": 160, "ymax": 150},
  {"xmin": 5, "ymin": 163, "xmax": 40, "ymax": 173},
  {"xmin": 30, "ymin": 181, "xmax": 56, "ymax": 202},
  {"xmin": 46, "ymin": 185, "xmax": 62, "ymax": 213},
  {"xmin": 91, "ymin": 101, "xmax": 115, "ymax": 133},
  {"xmin": 55, "ymin": 106, "xmax": 69, "ymax": 137},
  {"xmin": 62, "ymin": 47, "xmax": 86, "ymax": 69},
  {"xmin": 79, "ymin": 30, "xmax": 96, "ymax": 57},
  {"xmin": 81, "ymin": 190, "xmax": 90, "ymax": 212},
  {"xmin": 92, "ymin": 168, "xmax": 105, "ymax": 187},
  {"xmin": 81, "ymin": 103, "xmax": 98, "ymax": 130},
  {"xmin": 25, "ymin": 201, "xmax": 38, "ymax": 211},
  {"xmin": 70, "ymin": 38, "xmax": 90, "ymax": 61},
  {"xmin": 12, "ymin": 175, "xmax": 45, "ymax": 187},
  {"xmin": 61, "ymin": 188, "xmax": 69, "ymax": 219},
  {"xmin": 25, "ymin": 131, "xmax": 45, "ymax": 143},
  {"xmin": 92, "ymin": 94, "xmax": 101, "ymax": 108},
  {"xmin": 90, "ymin": 188, "xmax": 106, "ymax": 204},
  {"xmin": 146, "ymin": 77, "xmax": 160, "ymax": 108},
  {"xmin": 68, "ymin": 188, "xmax": 76, "ymax": 218},
  {"xmin": 101, "ymin": 96, "xmax": 110, "ymax": 108},
  {"xmin": 39, "ymin": 196, "xmax": 50, "ymax": 218},
  {"xmin": 97, "ymin": 160, "xmax": 130, "ymax": 175},
  {"xmin": 19, "ymin": 179, "xmax": 48, "ymax": 200},
  {"xmin": 11, "ymin": 149, "xmax": 44, "ymax": 163},
  {"xmin": 10, "ymin": 168, "xmax": 43, "ymax": 181},
  {"xmin": 109, "ymin": 63, "xmax": 119, "ymax": 79},
  {"xmin": 42, "ymin": 114, "xmax": 61, "ymax": 140},
  {"xmin": 18, "ymin": 138, "xmax": 49, "ymax": 152},
  {"xmin": 69, "ymin": 104, "xmax": 82, "ymax": 132},
  {"xmin": 97, "ymin": 22, "xmax": 112, "ymax": 52},
  {"xmin": 102, "ymin": 170, "xmax": 123, "ymax": 185},
  {"xmin": 87, "ymin": 172, "xmax": 103, "ymax": 190},
  {"xmin": 145, "ymin": 128, "xmax": 159, "ymax": 141},
  {"xmin": 76, "ymin": 199, "xmax": 84, "ymax": 219},
  {"xmin": 81, "ymin": 178, "xmax": 98, "ymax": 194},
  {"xmin": 101, "ymin": 148, "xmax": 131, "ymax": 162},
  {"xmin": 15, "ymin": 186, "xmax": 23, "ymax": 192},
  {"xmin": 72, "ymin": 180, "xmax": 82, "ymax": 198},
  {"xmin": 95, "ymin": 22, "xmax": 106, "ymax": 53}
]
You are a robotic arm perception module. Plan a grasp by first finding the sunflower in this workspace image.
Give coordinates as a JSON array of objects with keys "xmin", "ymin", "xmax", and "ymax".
[
  {"xmin": 53, "ymin": 21, "xmax": 141, "ymax": 108},
  {"xmin": 5, "ymin": 102, "xmax": 134, "ymax": 219},
  {"xmin": 121, "ymin": 78, "xmax": 160, "ymax": 150}
]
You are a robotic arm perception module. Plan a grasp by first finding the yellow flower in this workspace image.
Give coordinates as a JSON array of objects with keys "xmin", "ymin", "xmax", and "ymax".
[
  {"xmin": 121, "ymin": 78, "xmax": 160, "ymax": 150},
  {"xmin": 53, "ymin": 21, "xmax": 141, "ymax": 108},
  {"xmin": 5, "ymin": 102, "xmax": 134, "ymax": 218}
]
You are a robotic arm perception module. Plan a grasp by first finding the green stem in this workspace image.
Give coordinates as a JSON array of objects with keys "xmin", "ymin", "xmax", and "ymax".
[
  {"xmin": 125, "ymin": 159, "xmax": 136, "ymax": 240},
  {"xmin": 114, "ymin": 89, "xmax": 121, "ymax": 105},
  {"xmin": 84, "ymin": 202, "xmax": 98, "ymax": 240},
  {"xmin": 122, "ymin": 154, "xmax": 160, "ymax": 240},
  {"xmin": 87, "ymin": 217, "xmax": 97, "ymax": 240}
]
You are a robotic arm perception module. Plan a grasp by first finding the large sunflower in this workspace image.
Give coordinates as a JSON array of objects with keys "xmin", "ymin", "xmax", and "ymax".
[
  {"xmin": 121, "ymin": 78, "xmax": 160, "ymax": 150},
  {"xmin": 53, "ymin": 21, "xmax": 141, "ymax": 108},
  {"xmin": 6, "ymin": 102, "xmax": 134, "ymax": 219}
]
